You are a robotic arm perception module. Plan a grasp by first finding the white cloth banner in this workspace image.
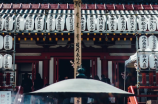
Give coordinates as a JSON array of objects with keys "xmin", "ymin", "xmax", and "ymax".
[{"xmin": 0, "ymin": 91, "xmax": 11, "ymax": 104}]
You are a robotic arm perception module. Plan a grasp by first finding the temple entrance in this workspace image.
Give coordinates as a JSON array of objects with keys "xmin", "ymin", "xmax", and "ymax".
[{"xmin": 59, "ymin": 59, "xmax": 90, "ymax": 81}]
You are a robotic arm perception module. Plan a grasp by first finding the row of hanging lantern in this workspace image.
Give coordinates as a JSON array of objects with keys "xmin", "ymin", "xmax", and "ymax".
[
  {"xmin": 16, "ymin": 37, "xmax": 133, "ymax": 42},
  {"xmin": 0, "ymin": 35, "xmax": 13, "ymax": 50},
  {"xmin": 138, "ymin": 35, "xmax": 158, "ymax": 69},
  {"xmin": 1, "ymin": 10, "xmax": 158, "ymax": 32},
  {"xmin": 0, "ymin": 54, "xmax": 12, "ymax": 69}
]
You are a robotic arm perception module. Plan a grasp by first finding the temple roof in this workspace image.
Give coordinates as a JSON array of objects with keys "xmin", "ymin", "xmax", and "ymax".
[{"xmin": 0, "ymin": 3, "xmax": 156, "ymax": 10}]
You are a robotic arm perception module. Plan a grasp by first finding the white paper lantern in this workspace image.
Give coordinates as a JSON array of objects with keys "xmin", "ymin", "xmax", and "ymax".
[
  {"xmin": 0, "ymin": 54, "xmax": 3, "ymax": 68},
  {"xmin": 140, "ymin": 54, "xmax": 148, "ymax": 69},
  {"xmin": 81, "ymin": 16, "xmax": 86, "ymax": 31},
  {"xmin": 3, "ymin": 54, "xmax": 12, "ymax": 69},
  {"xmin": 108, "ymin": 16, "xmax": 117, "ymax": 31},
  {"xmin": 5, "ymin": 16, "xmax": 13, "ymax": 31},
  {"xmin": 138, "ymin": 16, "xmax": 147, "ymax": 31},
  {"xmin": 87, "ymin": 16, "xmax": 96, "ymax": 31},
  {"xmin": 139, "ymin": 35, "xmax": 148, "ymax": 50},
  {"xmin": 97, "ymin": 16, "xmax": 105, "ymax": 31},
  {"xmin": 4, "ymin": 35, "xmax": 12, "ymax": 50},
  {"xmin": 66, "ymin": 15, "xmax": 74, "ymax": 31},
  {"xmin": 25, "ymin": 15, "xmax": 34, "ymax": 31},
  {"xmin": 0, "ymin": 17, "xmax": 5, "ymax": 30},
  {"xmin": 35, "ymin": 15, "xmax": 44, "ymax": 31},
  {"xmin": 148, "ymin": 17, "xmax": 157, "ymax": 31},
  {"xmin": 118, "ymin": 16, "xmax": 126, "ymax": 31},
  {"xmin": 56, "ymin": 16, "xmax": 64, "ymax": 31},
  {"xmin": 16, "ymin": 16, "xmax": 25, "ymax": 31},
  {"xmin": 0, "ymin": 35, "xmax": 3, "ymax": 49},
  {"xmin": 149, "ymin": 54, "xmax": 158, "ymax": 69},
  {"xmin": 46, "ymin": 15, "xmax": 56, "ymax": 31},
  {"xmin": 148, "ymin": 35, "xmax": 157, "ymax": 50},
  {"xmin": 127, "ymin": 16, "xmax": 136, "ymax": 31}
]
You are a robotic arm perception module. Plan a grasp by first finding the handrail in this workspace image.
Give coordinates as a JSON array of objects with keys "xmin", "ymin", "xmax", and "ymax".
[
  {"xmin": 128, "ymin": 86, "xmax": 158, "ymax": 104},
  {"xmin": 128, "ymin": 86, "xmax": 138, "ymax": 104}
]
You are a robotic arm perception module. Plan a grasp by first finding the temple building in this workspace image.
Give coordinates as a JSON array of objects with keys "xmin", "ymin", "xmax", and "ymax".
[{"xmin": 0, "ymin": 3, "xmax": 158, "ymax": 104}]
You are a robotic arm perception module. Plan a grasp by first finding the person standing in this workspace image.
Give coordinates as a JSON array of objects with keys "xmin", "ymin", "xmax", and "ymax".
[
  {"xmin": 34, "ymin": 73, "xmax": 44, "ymax": 104},
  {"xmin": 21, "ymin": 73, "xmax": 33, "ymax": 104},
  {"xmin": 94, "ymin": 75, "xmax": 100, "ymax": 80},
  {"xmin": 101, "ymin": 74, "xmax": 110, "ymax": 84},
  {"xmin": 34, "ymin": 73, "xmax": 44, "ymax": 91}
]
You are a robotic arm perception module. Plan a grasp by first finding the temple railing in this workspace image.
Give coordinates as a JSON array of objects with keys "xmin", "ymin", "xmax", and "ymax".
[{"xmin": 128, "ymin": 86, "xmax": 158, "ymax": 104}]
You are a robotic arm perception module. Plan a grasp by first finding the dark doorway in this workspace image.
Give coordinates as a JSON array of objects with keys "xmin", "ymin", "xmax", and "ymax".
[{"xmin": 59, "ymin": 59, "xmax": 90, "ymax": 81}]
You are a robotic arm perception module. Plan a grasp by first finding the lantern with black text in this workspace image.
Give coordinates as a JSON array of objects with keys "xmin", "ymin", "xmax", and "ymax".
[
  {"xmin": 35, "ymin": 10, "xmax": 44, "ymax": 31},
  {"xmin": 0, "ymin": 35, "xmax": 3, "ymax": 49},
  {"xmin": 148, "ymin": 35, "xmax": 157, "ymax": 51},
  {"xmin": 81, "ymin": 10, "xmax": 86, "ymax": 31},
  {"xmin": 16, "ymin": 16, "xmax": 25, "ymax": 31},
  {"xmin": 56, "ymin": 10, "xmax": 65, "ymax": 31},
  {"xmin": 0, "ymin": 17, "xmax": 4, "ymax": 31},
  {"xmin": 25, "ymin": 10, "xmax": 36, "ymax": 31},
  {"xmin": 66, "ymin": 10, "xmax": 74, "ymax": 31},
  {"xmin": 97, "ymin": 16, "xmax": 105, "ymax": 31},
  {"xmin": 138, "ymin": 16, "xmax": 147, "ymax": 31},
  {"xmin": 108, "ymin": 15, "xmax": 117, "ymax": 31},
  {"xmin": 4, "ymin": 35, "xmax": 12, "ymax": 50},
  {"xmin": 5, "ymin": 16, "xmax": 14, "ymax": 31},
  {"xmin": 149, "ymin": 54, "xmax": 157, "ymax": 69},
  {"xmin": 87, "ymin": 16, "xmax": 96, "ymax": 31},
  {"xmin": 127, "ymin": 16, "xmax": 136, "ymax": 31},
  {"xmin": 0, "ymin": 54, "xmax": 3, "ymax": 68},
  {"xmin": 56, "ymin": 16, "xmax": 64, "ymax": 31},
  {"xmin": 16, "ymin": 10, "xmax": 25, "ymax": 31},
  {"xmin": 139, "ymin": 35, "xmax": 148, "ymax": 50},
  {"xmin": 140, "ymin": 54, "xmax": 148, "ymax": 69},
  {"xmin": 46, "ymin": 10, "xmax": 56, "ymax": 31},
  {"xmin": 118, "ymin": 16, "xmax": 126, "ymax": 31},
  {"xmin": 3, "ymin": 54, "xmax": 12, "ymax": 69},
  {"xmin": 148, "ymin": 17, "xmax": 157, "ymax": 31},
  {"xmin": 25, "ymin": 15, "xmax": 34, "ymax": 30}
]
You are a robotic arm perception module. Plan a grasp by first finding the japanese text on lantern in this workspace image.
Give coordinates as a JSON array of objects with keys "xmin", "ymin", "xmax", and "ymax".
[
  {"xmin": 142, "ymin": 36, "xmax": 147, "ymax": 49},
  {"xmin": 129, "ymin": 16, "xmax": 135, "ymax": 31}
]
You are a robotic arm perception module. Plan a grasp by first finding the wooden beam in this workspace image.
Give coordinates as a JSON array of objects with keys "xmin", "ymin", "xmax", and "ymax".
[{"xmin": 15, "ymin": 48, "xmax": 136, "ymax": 53}]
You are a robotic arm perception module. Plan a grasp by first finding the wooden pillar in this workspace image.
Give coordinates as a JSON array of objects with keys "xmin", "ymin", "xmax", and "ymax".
[
  {"xmin": 43, "ymin": 59, "xmax": 49, "ymax": 85},
  {"xmin": 149, "ymin": 71, "xmax": 154, "ymax": 86},
  {"xmin": 141, "ymin": 73, "xmax": 146, "ymax": 85},
  {"xmin": 101, "ymin": 59, "xmax": 108, "ymax": 77},
  {"xmin": 74, "ymin": 0, "xmax": 82, "ymax": 77},
  {"xmin": 156, "ymin": 72, "xmax": 158, "ymax": 85},
  {"xmin": 74, "ymin": 0, "xmax": 82, "ymax": 103}
]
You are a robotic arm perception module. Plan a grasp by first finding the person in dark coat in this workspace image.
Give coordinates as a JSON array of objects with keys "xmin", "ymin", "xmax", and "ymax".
[
  {"xmin": 101, "ymin": 74, "xmax": 110, "ymax": 84},
  {"xmin": 21, "ymin": 73, "xmax": 33, "ymax": 104},
  {"xmin": 34, "ymin": 73, "xmax": 44, "ymax": 91},
  {"xmin": 33, "ymin": 73, "xmax": 44, "ymax": 104},
  {"xmin": 94, "ymin": 75, "xmax": 100, "ymax": 80}
]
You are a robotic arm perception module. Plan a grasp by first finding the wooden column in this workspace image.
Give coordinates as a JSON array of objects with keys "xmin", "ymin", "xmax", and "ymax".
[
  {"xmin": 74, "ymin": 0, "xmax": 82, "ymax": 104},
  {"xmin": 43, "ymin": 59, "xmax": 49, "ymax": 85},
  {"xmin": 101, "ymin": 59, "xmax": 108, "ymax": 77},
  {"xmin": 74, "ymin": 0, "xmax": 82, "ymax": 77}
]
